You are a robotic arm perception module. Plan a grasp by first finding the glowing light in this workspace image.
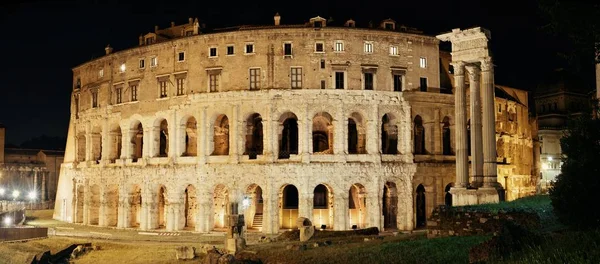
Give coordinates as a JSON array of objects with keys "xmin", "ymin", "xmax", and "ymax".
[
  {"xmin": 542, "ymin": 163, "xmax": 549, "ymax": 170},
  {"xmin": 548, "ymin": 156, "xmax": 553, "ymax": 161},
  {"xmin": 242, "ymin": 197, "xmax": 250, "ymax": 208},
  {"xmin": 0, "ymin": 188, "xmax": 5, "ymax": 196},
  {"xmin": 120, "ymin": 63, "xmax": 126, "ymax": 72},
  {"xmin": 12, "ymin": 190, "xmax": 20, "ymax": 199},
  {"xmin": 28, "ymin": 191, "xmax": 37, "ymax": 200},
  {"xmin": 3, "ymin": 217, "xmax": 12, "ymax": 226}
]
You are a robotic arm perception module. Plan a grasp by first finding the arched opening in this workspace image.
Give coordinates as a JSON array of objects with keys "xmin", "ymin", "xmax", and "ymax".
[
  {"xmin": 467, "ymin": 119, "xmax": 471, "ymax": 156},
  {"xmin": 245, "ymin": 184, "xmax": 264, "ymax": 230},
  {"xmin": 444, "ymin": 183, "xmax": 454, "ymax": 206},
  {"xmin": 106, "ymin": 184, "xmax": 119, "ymax": 227},
  {"xmin": 245, "ymin": 113, "xmax": 263, "ymax": 159},
  {"xmin": 131, "ymin": 121, "xmax": 143, "ymax": 162},
  {"xmin": 381, "ymin": 114, "xmax": 398, "ymax": 154},
  {"xmin": 442, "ymin": 116, "xmax": 452, "ymax": 155},
  {"xmin": 416, "ymin": 184, "xmax": 426, "ymax": 228},
  {"xmin": 280, "ymin": 184, "xmax": 299, "ymax": 229},
  {"xmin": 75, "ymin": 184, "xmax": 84, "ymax": 223},
  {"xmin": 349, "ymin": 183, "xmax": 367, "ymax": 229},
  {"xmin": 183, "ymin": 117, "xmax": 197, "ymax": 157},
  {"xmin": 77, "ymin": 132, "xmax": 86, "ymax": 162},
  {"xmin": 129, "ymin": 185, "xmax": 142, "ymax": 227},
  {"xmin": 414, "ymin": 115, "xmax": 425, "ymax": 154},
  {"xmin": 158, "ymin": 185, "xmax": 166, "ymax": 228},
  {"xmin": 313, "ymin": 184, "xmax": 334, "ymax": 229},
  {"xmin": 213, "ymin": 184, "xmax": 229, "ymax": 228},
  {"xmin": 156, "ymin": 119, "xmax": 169, "ymax": 157},
  {"xmin": 184, "ymin": 185, "xmax": 197, "ymax": 229},
  {"xmin": 91, "ymin": 126, "xmax": 102, "ymax": 163},
  {"xmin": 382, "ymin": 181, "xmax": 398, "ymax": 230},
  {"xmin": 312, "ymin": 112, "xmax": 334, "ymax": 154},
  {"xmin": 212, "ymin": 115, "xmax": 230, "ymax": 155},
  {"xmin": 109, "ymin": 124, "xmax": 122, "ymax": 162},
  {"xmin": 279, "ymin": 112, "xmax": 298, "ymax": 159},
  {"xmin": 348, "ymin": 112, "xmax": 366, "ymax": 154},
  {"xmin": 89, "ymin": 184, "xmax": 101, "ymax": 225}
]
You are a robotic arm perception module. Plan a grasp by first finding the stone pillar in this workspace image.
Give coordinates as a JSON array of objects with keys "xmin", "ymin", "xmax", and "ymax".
[
  {"xmin": 263, "ymin": 115, "xmax": 273, "ymax": 161},
  {"xmin": 366, "ymin": 194, "xmax": 381, "ymax": 231},
  {"xmin": 197, "ymin": 198, "xmax": 212, "ymax": 232},
  {"xmin": 177, "ymin": 123, "xmax": 187, "ymax": 157},
  {"xmin": 466, "ymin": 65, "xmax": 484, "ymax": 186},
  {"xmin": 263, "ymin": 188, "xmax": 279, "ymax": 234},
  {"xmin": 85, "ymin": 133, "xmax": 92, "ymax": 161},
  {"xmin": 452, "ymin": 62, "xmax": 469, "ymax": 188},
  {"xmin": 433, "ymin": 109, "xmax": 441, "ymax": 154},
  {"xmin": 366, "ymin": 120, "xmax": 377, "ymax": 155},
  {"xmin": 41, "ymin": 172, "xmax": 47, "ymax": 201},
  {"xmin": 299, "ymin": 192, "xmax": 313, "ymax": 220},
  {"xmin": 98, "ymin": 188, "xmax": 107, "ymax": 227},
  {"xmin": 300, "ymin": 115, "xmax": 310, "ymax": 163},
  {"xmin": 334, "ymin": 195, "xmax": 349, "ymax": 231},
  {"xmin": 271, "ymin": 120, "xmax": 280, "ymax": 161},
  {"xmin": 122, "ymin": 128, "xmax": 130, "ymax": 159},
  {"xmin": 198, "ymin": 108, "xmax": 207, "ymax": 164},
  {"xmin": 33, "ymin": 171, "xmax": 38, "ymax": 194},
  {"xmin": 333, "ymin": 120, "xmax": 343, "ymax": 155},
  {"xmin": 118, "ymin": 195, "xmax": 129, "ymax": 228},
  {"xmin": 481, "ymin": 58, "xmax": 498, "ymax": 188}
]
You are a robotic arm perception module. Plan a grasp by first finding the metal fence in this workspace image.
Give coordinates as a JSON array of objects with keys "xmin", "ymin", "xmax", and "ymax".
[{"xmin": 0, "ymin": 226, "xmax": 48, "ymax": 241}]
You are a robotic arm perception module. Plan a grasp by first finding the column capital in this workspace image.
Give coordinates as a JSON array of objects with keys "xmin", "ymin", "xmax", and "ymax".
[
  {"xmin": 464, "ymin": 64, "xmax": 481, "ymax": 82},
  {"xmin": 450, "ymin": 61, "xmax": 465, "ymax": 75},
  {"xmin": 480, "ymin": 57, "xmax": 493, "ymax": 72}
]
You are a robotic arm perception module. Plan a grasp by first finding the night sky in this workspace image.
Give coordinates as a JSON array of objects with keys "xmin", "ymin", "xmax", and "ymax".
[{"xmin": 0, "ymin": 0, "xmax": 560, "ymax": 146}]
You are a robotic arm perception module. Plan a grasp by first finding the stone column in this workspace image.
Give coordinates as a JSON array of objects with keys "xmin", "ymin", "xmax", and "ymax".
[
  {"xmin": 334, "ymin": 195, "xmax": 349, "ymax": 231},
  {"xmin": 33, "ymin": 171, "xmax": 38, "ymax": 194},
  {"xmin": 263, "ymin": 114, "xmax": 273, "ymax": 161},
  {"xmin": 230, "ymin": 105, "xmax": 240, "ymax": 163},
  {"xmin": 198, "ymin": 107, "xmax": 207, "ymax": 164},
  {"xmin": 366, "ymin": 120, "xmax": 378, "ymax": 155},
  {"xmin": 466, "ymin": 65, "xmax": 484, "ymax": 186},
  {"xmin": 82, "ymin": 184, "xmax": 90, "ymax": 225},
  {"xmin": 452, "ymin": 62, "xmax": 469, "ymax": 188},
  {"xmin": 433, "ymin": 109, "xmax": 441, "ymax": 154},
  {"xmin": 177, "ymin": 123, "xmax": 187, "ymax": 157},
  {"xmin": 196, "ymin": 197, "xmax": 212, "ymax": 232},
  {"xmin": 333, "ymin": 120, "xmax": 343, "ymax": 155},
  {"xmin": 299, "ymin": 192, "xmax": 314, "ymax": 220},
  {"xmin": 121, "ymin": 128, "xmax": 130, "ymax": 159},
  {"xmin": 85, "ymin": 133, "xmax": 92, "ymax": 161},
  {"xmin": 41, "ymin": 172, "xmax": 47, "ymax": 201},
  {"xmin": 98, "ymin": 188, "xmax": 107, "ymax": 227},
  {"xmin": 481, "ymin": 58, "xmax": 498, "ymax": 188},
  {"xmin": 262, "ymin": 189, "xmax": 279, "ymax": 234},
  {"xmin": 118, "ymin": 195, "xmax": 129, "ymax": 228},
  {"xmin": 300, "ymin": 114, "xmax": 310, "ymax": 163},
  {"xmin": 366, "ymin": 194, "xmax": 381, "ymax": 231}
]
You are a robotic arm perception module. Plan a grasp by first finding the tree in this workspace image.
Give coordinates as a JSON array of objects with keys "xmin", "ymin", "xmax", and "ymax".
[{"xmin": 549, "ymin": 102, "xmax": 600, "ymax": 229}]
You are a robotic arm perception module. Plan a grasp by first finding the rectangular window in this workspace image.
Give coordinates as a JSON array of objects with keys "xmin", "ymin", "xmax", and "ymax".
[
  {"xmin": 321, "ymin": 80, "xmax": 326, "ymax": 89},
  {"xmin": 291, "ymin": 67, "xmax": 302, "ymax": 89},
  {"xmin": 178, "ymin": 52, "xmax": 185, "ymax": 62},
  {"xmin": 92, "ymin": 91, "xmax": 98, "ymax": 108},
  {"xmin": 150, "ymin": 57, "xmax": 157, "ymax": 67},
  {"xmin": 498, "ymin": 105, "xmax": 502, "ymax": 112},
  {"xmin": 334, "ymin": 41, "xmax": 344, "ymax": 52},
  {"xmin": 364, "ymin": 73, "xmax": 374, "ymax": 90},
  {"xmin": 315, "ymin": 42, "xmax": 324, "ymax": 52},
  {"xmin": 227, "ymin": 45, "xmax": 234, "ymax": 55},
  {"xmin": 139, "ymin": 59, "xmax": 145, "ymax": 69},
  {"xmin": 420, "ymin": 77, "xmax": 427, "ymax": 92},
  {"xmin": 393, "ymin": 74, "xmax": 403, "ymax": 92},
  {"xmin": 249, "ymin": 68, "xmax": 260, "ymax": 90},
  {"xmin": 389, "ymin": 46, "xmax": 398, "ymax": 56},
  {"xmin": 335, "ymin": 72, "xmax": 345, "ymax": 89},
  {"xmin": 75, "ymin": 77, "xmax": 81, "ymax": 89},
  {"xmin": 209, "ymin": 74, "xmax": 219, "ymax": 92},
  {"xmin": 131, "ymin": 85, "xmax": 138, "ymax": 101},
  {"xmin": 420, "ymin": 57, "xmax": 427, "ymax": 68},
  {"xmin": 245, "ymin": 44, "xmax": 254, "ymax": 54},
  {"xmin": 364, "ymin": 42, "xmax": 373, "ymax": 53},
  {"xmin": 116, "ymin": 87, "xmax": 122, "ymax": 104},
  {"xmin": 284, "ymin": 43, "xmax": 292, "ymax": 56},
  {"xmin": 159, "ymin": 81, "xmax": 168, "ymax": 98},
  {"xmin": 176, "ymin": 78, "xmax": 185, "ymax": 96},
  {"xmin": 209, "ymin": 47, "xmax": 217, "ymax": 57},
  {"xmin": 98, "ymin": 69, "xmax": 104, "ymax": 78},
  {"xmin": 384, "ymin": 23, "xmax": 394, "ymax": 30},
  {"xmin": 185, "ymin": 30, "xmax": 193, "ymax": 36},
  {"xmin": 320, "ymin": 59, "xmax": 325, "ymax": 69}
]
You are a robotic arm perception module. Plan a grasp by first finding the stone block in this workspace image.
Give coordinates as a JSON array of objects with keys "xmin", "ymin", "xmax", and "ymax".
[{"xmin": 175, "ymin": 246, "xmax": 195, "ymax": 260}]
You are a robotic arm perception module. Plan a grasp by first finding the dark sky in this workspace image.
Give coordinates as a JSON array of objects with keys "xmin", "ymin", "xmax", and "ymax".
[{"xmin": 0, "ymin": 0, "xmax": 558, "ymax": 146}]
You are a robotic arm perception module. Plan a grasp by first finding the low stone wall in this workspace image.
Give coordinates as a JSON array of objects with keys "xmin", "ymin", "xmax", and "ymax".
[
  {"xmin": 0, "ymin": 227, "xmax": 48, "ymax": 241},
  {"xmin": 426, "ymin": 205, "xmax": 540, "ymax": 238}
]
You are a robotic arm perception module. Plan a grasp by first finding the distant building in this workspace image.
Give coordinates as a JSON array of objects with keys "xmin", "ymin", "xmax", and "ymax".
[{"xmin": 0, "ymin": 124, "xmax": 64, "ymax": 203}]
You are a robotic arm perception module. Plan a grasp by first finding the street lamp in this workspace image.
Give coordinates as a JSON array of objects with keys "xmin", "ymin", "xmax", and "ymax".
[
  {"xmin": 12, "ymin": 190, "xmax": 20, "ymax": 200},
  {"xmin": 28, "ymin": 191, "xmax": 37, "ymax": 201},
  {"xmin": 3, "ymin": 216, "xmax": 12, "ymax": 227},
  {"xmin": 0, "ymin": 187, "xmax": 5, "ymax": 196}
]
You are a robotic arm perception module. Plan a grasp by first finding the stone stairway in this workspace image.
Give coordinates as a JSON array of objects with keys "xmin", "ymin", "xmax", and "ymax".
[{"xmin": 252, "ymin": 214, "xmax": 263, "ymax": 229}]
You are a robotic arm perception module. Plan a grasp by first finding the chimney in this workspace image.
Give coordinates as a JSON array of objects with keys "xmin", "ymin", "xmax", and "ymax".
[
  {"xmin": 188, "ymin": 17, "xmax": 193, "ymax": 24},
  {"xmin": 105, "ymin": 45, "xmax": 113, "ymax": 55},
  {"xmin": 274, "ymin": 12, "xmax": 281, "ymax": 26},
  {"xmin": 171, "ymin": 21, "xmax": 175, "ymax": 27},
  {"xmin": 0, "ymin": 123, "xmax": 5, "ymax": 164},
  {"xmin": 155, "ymin": 25, "xmax": 159, "ymax": 33},
  {"xmin": 139, "ymin": 34, "xmax": 143, "ymax": 46}
]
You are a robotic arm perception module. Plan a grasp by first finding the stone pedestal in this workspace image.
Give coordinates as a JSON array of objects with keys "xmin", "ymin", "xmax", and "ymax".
[{"xmin": 449, "ymin": 187, "xmax": 503, "ymax": 206}]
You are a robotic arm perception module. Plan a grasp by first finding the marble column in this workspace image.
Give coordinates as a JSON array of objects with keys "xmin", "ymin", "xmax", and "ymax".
[
  {"xmin": 452, "ymin": 62, "xmax": 469, "ymax": 188},
  {"xmin": 481, "ymin": 58, "xmax": 498, "ymax": 188},
  {"xmin": 466, "ymin": 65, "xmax": 484, "ymax": 186}
]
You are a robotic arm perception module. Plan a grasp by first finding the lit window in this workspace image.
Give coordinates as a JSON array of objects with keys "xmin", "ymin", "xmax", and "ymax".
[
  {"xmin": 159, "ymin": 81, "xmax": 167, "ymax": 98},
  {"xmin": 150, "ymin": 57, "xmax": 157, "ymax": 67},
  {"xmin": 334, "ymin": 41, "xmax": 344, "ymax": 52},
  {"xmin": 364, "ymin": 42, "xmax": 373, "ymax": 53},
  {"xmin": 98, "ymin": 69, "xmax": 104, "ymax": 78},
  {"xmin": 209, "ymin": 73, "xmax": 219, "ymax": 92},
  {"xmin": 115, "ymin": 86, "xmax": 122, "ymax": 104},
  {"xmin": 139, "ymin": 59, "xmax": 145, "ymax": 69},
  {"xmin": 315, "ymin": 42, "xmax": 324, "ymax": 52},
  {"xmin": 178, "ymin": 52, "xmax": 185, "ymax": 62},
  {"xmin": 227, "ymin": 45, "xmax": 234, "ymax": 55},
  {"xmin": 420, "ymin": 57, "xmax": 427, "ymax": 68},
  {"xmin": 245, "ymin": 44, "xmax": 254, "ymax": 54},
  {"xmin": 389, "ymin": 46, "xmax": 398, "ymax": 56},
  {"xmin": 120, "ymin": 63, "xmax": 126, "ymax": 73},
  {"xmin": 249, "ymin": 68, "xmax": 260, "ymax": 90},
  {"xmin": 209, "ymin": 47, "xmax": 217, "ymax": 57},
  {"xmin": 176, "ymin": 78, "xmax": 185, "ymax": 96},
  {"xmin": 284, "ymin": 43, "xmax": 292, "ymax": 56},
  {"xmin": 291, "ymin": 67, "xmax": 302, "ymax": 89},
  {"xmin": 130, "ymin": 84, "xmax": 138, "ymax": 101}
]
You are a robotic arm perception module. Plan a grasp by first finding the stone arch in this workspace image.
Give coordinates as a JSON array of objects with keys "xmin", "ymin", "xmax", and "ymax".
[
  {"xmin": 109, "ymin": 123, "xmax": 122, "ymax": 162},
  {"xmin": 89, "ymin": 184, "xmax": 101, "ymax": 225},
  {"xmin": 129, "ymin": 185, "xmax": 142, "ymax": 227},
  {"xmin": 313, "ymin": 183, "xmax": 334, "ymax": 229},
  {"xmin": 416, "ymin": 184, "xmax": 426, "ymax": 228},
  {"xmin": 184, "ymin": 184, "xmax": 197, "ymax": 228},
  {"xmin": 348, "ymin": 112, "xmax": 366, "ymax": 154},
  {"xmin": 278, "ymin": 112, "xmax": 299, "ymax": 159},
  {"xmin": 157, "ymin": 185, "xmax": 167, "ymax": 228},
  {"xmin": 105, "ymin": 184, "xmax": 119, "ymax": 227},
  {"xmin": 212, "ymin": 115, "xmax": 229, "ymax": 155},
  {"xmin": 181, "ymin": 116, "xmax": 197, "ymax": 157},
  {"xmin": 381, "ymin": 113, "xmax": 398, "ymax": 154},
  {"xmin": 349, "ymin": 183, "xmax": 367, "ymax": 229},
  {"xmin": 444, "ymin": 183, "xmax": 454, "ymax": 206},
  {"xmin": 414, "ymin": 115, "xmax": 425, "ymax": 154},
  {"xmin": 442, "ymin": 116, "xmax": 452, "ymax": 155},
  {"xmin": 76, "ymin": 131, "xmax": 86, "ymax": 162},
  {"xmin": 244, "ymin": 184, "xmax": 264, "ymax": 230},
  {"xmin": 75, "ymin": 184, "xmax": 84, "ymax": 223},
  {"xmin": 130, "ymin": 120, "xmax": 144, "ymax": 162},
  {"xmin": 312, "ymin": 112, "xmax": 334, "ymax": 154},
  {"xmin": 244, "ymin": 113, "xmax": 263, "ymax": 159},
  {"xmin": 279, "ymin": 184, "xmax": 299, "ymax": 229},
  {"xmin": 382, "ymin": 181, "xmax": 398, "ymax": 230},
  {"xmin": 153, "ymin": 118, "xmax": 169, "ymax": 157},
  {"xmin": 91, "ymin": 126, "xmax": 102, "ymax": 163},
  {"xmin": 213, "ymin": 184, "xmax": 229, "ymax": 228}
]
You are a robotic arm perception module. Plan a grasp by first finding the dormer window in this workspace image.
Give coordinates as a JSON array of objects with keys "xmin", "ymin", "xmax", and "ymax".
[
  {"xmin": 98, "ymin": 69, "xmax": 104, "ymax": 78},
  {"xmin": 345, "ymin": 20, "xmax": 356, "ymax": 27},
  {"xmin": 381, "ymin": 19, "xmax": 396, "ymax": 30},
  {"xmin": 310, "ymin": 16, "xmax": 327, "ymax": 28},
  {"xmin": 314, "ymin": 21, "xmax": 322, "ymax": 28},
  {"xmin": 384, "ymin": 23, "xmax": 394, "ymax": 30},
  {"xmin": 145, "ymin": 37, "xmax": 155, "ymax": 45}
]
